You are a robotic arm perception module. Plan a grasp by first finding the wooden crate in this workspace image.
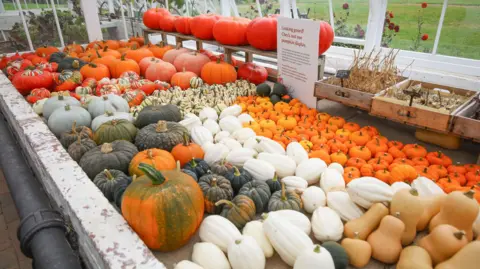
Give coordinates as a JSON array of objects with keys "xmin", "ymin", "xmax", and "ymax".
[
  {"xmin": 451, "ymin": 98, "xmax": 480, "ymax": 142},
  {"xmin": 371, "ymin": 80, "xmax": 477, "ymax": 132}
]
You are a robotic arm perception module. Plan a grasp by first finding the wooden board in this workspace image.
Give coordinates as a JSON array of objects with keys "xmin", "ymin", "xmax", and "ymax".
[
  {"xmin": 451, "ymin": 99, "xmax": 480, "ymax": 142},
  {"xmin": 315, "ymin": 79, "xmax": 378, "ymax": 111}
]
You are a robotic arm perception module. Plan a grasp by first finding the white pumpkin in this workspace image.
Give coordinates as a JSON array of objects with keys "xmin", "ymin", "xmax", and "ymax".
[
  {"xmin": 199, "ymin": 215, "xmax": 242, "ymax": 252},
  {"xmin": 293, "ymin": 245, "xmax": 335, "ymax": 269},
  {"xmin": 411, "ymin": 176, "xmax": 445, "ymax": 196},
  {"xmin": 215, "ymin": 131, "xmax": 231, "ymax": 143},
  {"xmin": 219, "ymin": 137, "xmax": 243, "ymax": 151},
  {"xmin": 296, "ymin": 158, "xmax": 327, "ymax": 185},
  {"xmin": 263, "ymin": 212, "xmax": 314, "ymax": 266},
  {"xmin": 219, "ymin": 104, "xmax": 242, "ymax": 119},
  {"xmin": 203, "ymin": 119, "xmax": 220, "ymax": 135},
  {"xmin": 320, "ymin": 168, "xmax": 346, "ymax": 192},
  {"xmin": 286, "ymin": 142, "xmax": 308, "ymax": 165},
  {"xmin": 347, "ymin": 177, "xmax": 394, "ymax": 209},
  {"xmin": 91, "ymin": 112, "xmax": 134, "ymax": 131},
  {"xmin": 231, "ymin": 128, "xmax": 256, "ymax": 144},
  {"xmin": 43, "ymin": 95, "xmax": 81, "ymax": 119},
  {"xmin": 184, "ymin": 113, "xmax": 200, "ymax": 120},
  {"xmin": 243, "ymin": 137, "xmax": 261, "ymax": 150},
  {"xmin": 192, "ymin": 242, "xmax": 231, "ymax": 269},
  {"xmin": 237, "ymin": 113, "xmax": 254, "ymax": 124},
  {"xmin": 174, "ymin": 261, "xmax": 204, "ymax": 269},
  {"xmin": 282, "ymin": 176, "xmax": 308, "ymax": 191},
  {"xmin": 204, "ymin": 144, "xmax": 230, "ymax": 165},
  {"xmin": 311, "ymin": 207, "xmax": 344, "ymax": 242},
  {"xmin": 257, "ymin": 152, "xmax": 296, "ymax": 178},
  {"xmin": 48, "ymin": 105, "xmax": 92, "ymax": 136},
  {"xmin": 327, "ymin": 191, "xmax": 364, "ymax": 221},
  {"xmin": 219, "ymin": 116, "xmax": 242, "ymax": 133},
  {"xmin": 273, "ymin": 210, "xmax": 311, "ymax": 235},
  {"xmin": 201, "ymin": 142, "xmax": 215, "ymax": 152},
  {"xmin": 391, "ymin": 182, "xmax": 412, "ymax": 193},
  {"xmin": 256, "ymin": 139, "xmax": 286, "ymax": 155},
  {"xmin": 226, "ymin": 148, "xmax": 257, "ymax": 167},
  {"xmin": 179, "ymin": 116, "xmax": 202, "ymax": 131},
  {"xmin": 191, "ymin": 126, "xmax": 214, "ymax": 146},
  {"xmin": 87, "ymin": 94, "xmax": 129, "ymax": 118},
  {"xmin": 227, "ymin": 236, "xmax": 265, "ymax": 269},
  {"xmin": 32, "ymin": 98, "xmax": 47, "ymax": 115},
  {"xmin": 301, "ymin": 186, "xmax": 326, "ymax": 213},
  {"xmin": 243, "ymin": 159, "xmax": 275, "ymax": 181},
  {"xmin": 199, "ymin": 106, "xmax": 218, "ymax": 121},
  {"xmin": 328, "ymin": 162, "xmax": 344, "ymax": 175},
  {"xmin": 242, "ymin": 221, "xmax": 274, "ymax": 258}
]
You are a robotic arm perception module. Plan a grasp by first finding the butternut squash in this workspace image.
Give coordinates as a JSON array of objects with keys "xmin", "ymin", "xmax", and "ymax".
[
  {"xmin": 416, "ymin": 194, "xmax": 446, "ymax": 231},
  {"xmin": 366, "ymin": 215, "xmax": 405, "ymax": 264},
  {"xmin": 397, "ymin": 246, "xmax": 432, "ymax": 269},
  {"xmin": 341, "ymin": 233, "xmax": 371, "ymax": 268},
  {"xmin": 429, "ymin": 190, "xmax": 479, "ymax": 241},
  {"xmin": 435, "ymin": 241, "xmax": 480, "ymax": 269},
  {"xmin": 418, "ymin": 224, "xmax": 468, "ymax": 265},
  {"xmin": 343, "ymin": 203, "xmax": 388, "ymax": 240},
  {"xmin": 390, "ymin": 188, "xmax": 424, "ymax": 246}
]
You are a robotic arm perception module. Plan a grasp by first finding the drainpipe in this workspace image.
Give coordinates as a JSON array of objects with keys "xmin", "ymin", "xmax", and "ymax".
[{"xmin": 0, "ymin": 113, "xmax": 82, "ymax": 269}]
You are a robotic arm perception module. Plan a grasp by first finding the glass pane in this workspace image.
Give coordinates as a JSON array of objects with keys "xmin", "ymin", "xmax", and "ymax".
[
  {"xmin": 332, "ymin": 0, "xmax": 368, "ymax": 39},
  {"xmin": 0, "ymin": 1, "xmax": 29, "ymax": 53},
  {"xmin": 437, "ymin": 1, "xmax": 480, "ymax": 60},
  {"xmin": 237, "ymin": 0, "xmax": 279, "ymax": 19},
  {"xmin": 298, "ymin": 0, "xmax": 330, "ymax": 21},
  {"xmin": 382, "ymin": 0, "xmax": 441, "ymax": 53}
]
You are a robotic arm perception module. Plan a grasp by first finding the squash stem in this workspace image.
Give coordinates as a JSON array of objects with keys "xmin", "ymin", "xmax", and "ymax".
[
  {"xmin": 101, "ymin": 143, "xmax": 113, "ymax": 154},
  {"xmin": 58, "ymin": 95, "xmax": 65, "ymax": 100},
  {"xmin": 353, "ymin": 231, "xmax": 360, "ymax": 239},
  {"xmin": 234, "ymin": 239, "xmax": 242, "ymax": 245},
  {"xmin": 453, "ymin": 230, "xmax": 466, "ymax": 240},
  {"xmin": 281, "ymin": 181, "xmax": 286, "ymax": 201},
  {"xmin": 409, "ymin": 188, "xmax": 419, "ymax": 196},
  {"xmin": 190, "ymin": 158, "xmax": 198, "ymax": 168},
  {"xmin": 71, "ymin": 121, "xmax": 77, "ymax": 134},
  {"xmin": 156, "ymin": 120, "xmax": 168, "ymax": 132},
  {"xmin": 105, "ymin": 111, "xmax": 114, "ymax": 117},
  {"xmin": 76, "ymin": 134, "xmax": 82, "ymax": 144},
  {"xmin": 211, "ymin": 178, "xmax": 218, "ymax": 187},
  {"xmin": 215, "ymin": 199, "xmax": 235, "ymax": 208},
  {"xmin": 464, "ymin": 190, "xmax": 475, "ymax": 199},
  {"xmin": 313, "ymin": 245, "xmax": 321, "ymax": 253},
  {"xmin": 233, "ymin": 166, "xmax": 241, "ymax": 176},
  {"xmin": 182, "ymin": 132, "xmax": 190, "ymax": 146},
  {"xmin": 104, "ymin": 169, "xmax": 114, "ymax": 180},
  {"xmin": 138, "ymin": 163, "xmax": 166, "ymax": 185},
  {"xmin": 147, "ymin": 149, "xmax": 154, "ymax": 159},
  {"xmin": 176, "ymin": 160, "xmax": 181, "ymax": 171}
]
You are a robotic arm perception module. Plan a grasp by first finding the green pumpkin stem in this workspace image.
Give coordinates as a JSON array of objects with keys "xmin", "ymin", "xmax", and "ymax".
[
  {"xmin": 409, "ymin": 188, "xmax": 419, "ymax": 196},
  {"xmin": 138, "ymin": 163, "xmax": 166, "ymax": 185},
  {"xmin": 281, "ymin": 181, "xmax": 286, "ymax": 201},
  {"xmin": 182, "ymin": 132, "xmax": 190, "ymax": 146},
  {"xmin": 235, "ymin": 239, "xmax": 242, "ymax": 245},
  {"xmin": 464, "ymin": 190, "xmax": 475, "ymax": 199},
  {"xmin": 215, "ymin": 199, "xmax": 234, "ymax": 208},
  {"xmin": 261, "ymin": 213, "xmax": 268, "ymax": 220},
  {"xmin": 58, "ymin": 95, "xmax": 65, "ymax": 100},
  {"xmin": 102, "ymin": 95, "xmax": 109, "ymax": 100},
  {"xmin": 156, "ymin": 120, "xmax": 168, "ymax": 132},
  {"xmin": 211, "ymin": 177, "xmax": 218, "ymax": 187},
  {"xmin": 105, "ymin": 111, "xmax": 114, "ymax": 117},
  {"xmin": 272, "ymin": 173, "xmax": 278, "ymax": 182},
  {"xmin": 101, "ymin": 143, "xmax": 113, "ymax": 154},
  {"xmin": 233, "ymin": 166, "xmax": 241, "ymax": 176},
  {"xmin": 313, "ymin": 245, "xmax": 321, "ymax": 253},
  {"xmin": 104, "ymin": 169, "xmax": 114, "ymax": 180},
  {"xmin": 72, "ymin": 60, "xmax": 79, "ymax": 69},
  {"xmin": 96, "ymin": 50, "xmax": 102, "ymax": 58},
  {"xmin": 64, "ymin": 104, "xmax": 71, "ymax": 111},
  {"xmin": 190, "ymin": 158, "xmax": 198, "ymax": 168},
  {"xmin": 89, "ymin": 63, "xmax": 97, "ymax": 68}
]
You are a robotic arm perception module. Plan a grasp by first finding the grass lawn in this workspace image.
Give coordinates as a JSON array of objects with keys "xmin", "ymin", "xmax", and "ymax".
[{"xmin": 3, "ymin": 3, "xmax": 67, "ymax": 10}]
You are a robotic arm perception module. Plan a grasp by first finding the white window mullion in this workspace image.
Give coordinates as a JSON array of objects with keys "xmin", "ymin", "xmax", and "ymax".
[
  {"xmin": 255, "ymin": 0, "xmax": 262, "ymax": 17},
  {"xmin": 364, "ymin": 0, "xmax": 387, "ymax": 52},
  {"xmin": 432, "ymin": 0, "xmax": 448, "ymax": 55},
  {"xmin": 15, "ymin": 0, "xmax": 34, "ymax": 51},
  {"xmin": 119, "ymin": 0, "xmax": 129, "ymax": 40},
  {"xmin": 50, "ymin": 0, "xmax": 65, "ymax": 47},
  {"xmin": 80, "ymin": 0, "xmax": 103, "ymax": 41},
  {"xmin": 328, "ymin": 0, "xmax": 334, "ymax": 29}
]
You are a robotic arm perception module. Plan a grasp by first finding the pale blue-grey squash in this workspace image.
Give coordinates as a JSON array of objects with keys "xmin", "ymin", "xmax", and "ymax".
[
  {"xmin": 43, "ymin": 95, "xmax": 81, "ymax": 119},
  {"xmin": 87, "ymin": 94, "xmax": 129, "ymax": 118},
  {"xmin": 91, "ymin": 111, "xmax": 134, "ymax": 131},
  {"xmin": 48, "ymin": 105, "xmax": 92, "ymax": 137}
]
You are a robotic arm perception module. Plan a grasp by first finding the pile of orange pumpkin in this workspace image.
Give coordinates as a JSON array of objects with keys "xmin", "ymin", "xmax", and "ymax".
[{"xmin": 235, "ymin": 95, "xmax": 480, "ymax": 202}]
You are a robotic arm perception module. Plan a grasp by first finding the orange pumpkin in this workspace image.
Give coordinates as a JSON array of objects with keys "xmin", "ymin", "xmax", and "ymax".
[
  {"xmin": 328, "ymin": 116, "xmax": 346, "ymax": 128},
  {"xmin": 259, "ymin": 119, "xmax": 276, "ymax": 132},
  {"xmin": 393, "ymin": 158, "xmax": 415, "ymax": 166},
  {"xmin": 388, "ymin": 146, "xmax": 407, "ymax": 159},
  {"xmin": 349, "ymin": 131, "xmax": 371, "ymax": 146},
  {"xmin": 389, "ymin": 164, "xmax": 418, "ymax": 184},
  {"xmin": 465, "ymin": 170, "xmax": 480, "ymax": 184},
  {"xmin": 346, "ymin": 157, "xmax": 367, "ymax": 169},
  {"xmin": 365, "ymin": 138, "xmax": 388, "ymax": 155},
  {"xmin": 447, "ymin": 163, "xmax": 467, "ymax": 174},
  {"xmin": 343, "ymin": 122, "xmax": 360, "ymax": 132},
  {"xmin": 145, "ymin": 61, "xmax": 177, "ymax": 82},
  {"xmin": 98, "ymin": 46, "xmax": 121, "ymax": 59},
  {"xmin": 465, "ymin": 164, "xmax": 480, "ymax": 173},
  {"xmin": 330, "ymin": 151, "xmax": 348, "ymax": 166},
  {"xmin": 411, "ymin": 156, "xmax": 430, "ymax": 167},
  {"xmin": 416, "ymin": 166, "xmax": 439, "ymax": 181},
  {"xmin": 171, "ymin": 69, "xmax": 197, "ymax": 90},
  {"xmin": 80, "ymin": 63, "xmax": 110, "ymax": 81},
  {"xmin": 448, "ymin": 172, "xmax": 466, "ymax": 186},
  {"xmin": 123, "ymin": 90, "xmax": 146, "ymax": 107},
  {"xmin": 129, "ymin": 149, "xmax": 177, "ymax": 177},
  {"xmin": 343, "ymin": 167, "xmax": 361, "ymax": 183},
  {"xmin": 112, "ymin": 55, "xmax": 140, "ymax": 78},
  {"xmin": 344, "ymin": 140, "xmax": 357, "ymax": 150},
  {"xmin": 360, "ymin": 164, "xmax": 374, "ymax": 177},
  {"xmin": 428, "ymin": 164, "xmax": 448, "ymax": 178},
  {"xmin": 388, "ymin": 140, "xmax": 404, "ymax": 150},
  {"xmin": 375, "ymin": 152, "xmax": 394, "ymax": 164},
  {"xmin": 129, "ymin": 35, "xmax": 145, "ymax": 46},
  {"xmin": 316, "ymin": 112, "xmax": 331, "ymax": 122},
  {"xmin": 359, "ymin": 126, "xmax": 379, "ymax": 137},
  {"xmin": 139, "ymin": 57, "xmax": 163, "ymax": 76},
  {"xmin": 374, "ymin": 169, "xmax": 392, "ymax": 184},
  {"xmin": 368, "ymin": 157, "xmax": 390, "ymax": 171},
  {"xmin": 426, "ymin": 151, "xmax": 453, "ymax": 167},
  {"xmin": 148, "ymin": 42, "xmax": 174, "ymax": 58},
  {"xmin": 171, "ymin": 135, "xmax": 205, "ymax": 167},
  {"xmin": 320, "ymin": 129, "xmax": 336, "ymax": 140},
  {"xmin": 200, "ymin": 59, "xmax": 237, "ymax": 85},
  {"xmin": 125, "ymin": 45, "xmax": 154, "ymax": 63},
  {"xmin": 213, "ymin": 17, "xmax": 251, "ymax": 45},
  {"xmin": 256, "ymin": 128, "xmax": 273, "ymax": 138},
  {"xmin": 403, "ymin": 144, "xmax": 427, "ymax": 158},
  {"xmin": 327, "ymin": 139, "xmax": 348, "ymax": 154},
  {"xmin": 91, "ymin": 53, "xmax": 117, "ymax": 72},
  {"xmin": 308, "ymin": 149, "xmax": 331, "ymax": 164},
  {"xmin": 277, "ymin": 116, "xmax": 297, "ymax": 130},
  {"xmin": 437, "ymin": 177, "xmax": 461, "ymax": 193},
  {"xmin": 349, "ymin": 146, "xmax": 372, "ymax": 161},
  {"xmin": 371, "ymin": 135, "xmax": 389, "ymax": 144}
]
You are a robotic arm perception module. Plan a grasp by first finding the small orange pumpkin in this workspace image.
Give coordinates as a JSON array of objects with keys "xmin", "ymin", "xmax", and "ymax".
[
  {"xmin": 390, "ymin": 164, "xmax": 418, "ymax": 184},
  {"xmin": 343, "ymin": 122, "xmax": 360, "ymax": 132},
  {"xmin": 375, "ymin": 152, "xmax": 394, "ymax": 164},
  {"xmin": 171, "ymin": 69, "xmax": 197, "ymax": 90},
  {"xmin": 80, "ymin": 63, "xmax": 110, "ymax": 81},
  {"xmin": 365, "ymin": 138, "xmax": 388, "ymax": 155},
  {"xmin": 129, "ymin": 149, "xmax": 177, "ymax": 177},
  {"xmin": 346, "ymin": 157, "xmax": 367, "ymax": 169},
  {"xmin": 330, "ymin": 151, "xmax": 348, "ymax": 166},
  {"xmin": 374, "ymin": 169, "xmax": 392, "ymax": 184},
  {"xmin": 426, "ymin": 151, "xmax": 453, "ymax": 167},
  {"xmin": 360, "ymin": 164, "xmax": 374, "ymax": 177},
  {"xmin": 201, "ymin": 59, "xmax": 237, "ymax": 85},
  {"xmin": 388, "ymin": 140, "xmax": 404, "ymax": 150},
  {"xmin": 171, "ymin": 134, "xmax": 205, "ymax": 167},
  {"xmin": 447, "ymin": 163, "xmax": 467, "ymax": 174},
  {"xmin": 349, "ymin": 146, "xmax": 372, "ymax": 161},
  {"xmin": 349, "ymin": 131, "xmax": 371, "ymax": 146},
  {"xmin": 343, "ymin": 167, "xmax": 361, "ymax": 183},
  {"xmin": 403, "ymin": 144, "xmax": 428, "ymax": 158}
]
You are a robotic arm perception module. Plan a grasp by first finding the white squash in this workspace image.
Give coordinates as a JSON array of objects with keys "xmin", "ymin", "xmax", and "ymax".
[
  {"xmin": 346, "ymin": 177, "xmax": 393, "ymax": 209},
  {"xmin": 286, "ymin": 142, "xmax": 308, "ymax": 165},
  {"xmin": 201, "ymin": 142, "xmax": 215, "ymax": 152},
  {"xmin": 328, "ymin": 162, "xmax": 344, "ymax": 175},
  {"xmin": 192, "ymin": 242, "xmax": 231, "ymax": 269},
  {"xmin": 327, "ymin": 191, "xmax": 364, "ymax": 221},
  {"xmin": 191, "ymin": 126, "xmax": 214, "ymax": 146},
  {"xmin": 256, "ymin": 138, "xmax": 286, "ymax": 155},
  {"xmin": 311, "ymin": 206, "xmax": 344, "ymax": 242},
  {"xmin": 296, "ymin": 158, "xmax": 327, "ymax": 185},
  {"xmin": 219, "ymin": 137, "xmax": 243, "ymax": 151},
  {"xmin": 199, "ymin": 215, "xmax": 242, "ymax": 252},
  {"xmin": 226, "ymin": 148, "xmax": 257, "ymax": 167},
  {"xmin": 242, "ymin": 221, "xmax": 274, "ymax": 258},
  {"xmin": 184, "ymin": 113, "xmax": 200, "ymax": 120},
  {"xmin": 320, "ymin": 168, "xmax": 345, "ymax": 192},
  {"xmin": 174, "ymin": 261, "xmax": 204, "ymax": 269},
  {"xmin": 237, "ymin": 113, "xmax": 254, "ymax": 124},
  {"xmin": 231, "ymin": 128, "xmax": 256, "ymax": 144},
  {"xmin": 282, "ymin": 176, "xmax": 308, "ymax": 191},
  {"xmin": 33, "ymin": 98, "xmax": 47, "ymax": 115},
  {"xmin": 243, "ymin": 137, "xmax": 261, "ymax": 150},
  {"xmin": 293, "ymin": 245, "xmax": 335, "ymax": 269},
  {"xmin": 91, "ymin": 112, "xmax": 134, "ymax": 131},
  {"xmin": 273, "ymin": 210, "xmax": 311, "ymax": 235},
  {"xmin": 257, "ymin": 152, "xmax": 296, "ymax": 178},
  {"xmin": 215, "ymin": 131, "xmax": 231, "ymax": 143},
  {"xmin": 203, "ymin": 119, "xmax": 220, "ymax": 135},
  {"xmin": 179, "ymin": 116, "xmax": 202, "ymax": 131},
  {"xmin": 391, "ymin": 181, "xmax": 412, "ymax": 193},
  {"xmin": 227, "ymin": 236, "xmax": 265, "ymax": 269},
  {"xmin": 411, "ymin": 176, "xmax": 445, "ymax": 196},
  {"xmin": 219, "ymin": 116, "xmax": 242, "ymax": 133},
  {"xmin": 301, "ymin": 186, "xmax": 326, "ymax": 213},
  {"xmin": 204, "ymin": 144, "xmax": 230, "ymax": 165},
  {"xmin": 220, "ymin": 104, "xmax": 242, "ymax": 119},
  {"xmin": 199, "ymin": 106, "xmax": 218, "ymax": 121},
  {"xmin": 262, "ymin": 213, "xmax": 314, "ymax": 266},
  {"xmin": 243, "ymin": 159, "xmax": 275, "ymax": 181}
]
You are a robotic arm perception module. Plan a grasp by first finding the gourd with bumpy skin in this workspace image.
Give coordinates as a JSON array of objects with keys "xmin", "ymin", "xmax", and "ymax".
[
  {"xmin": 242, "ymin": 221, "xmax": 274, "ymax": 258},
  {"xmin": 418, "ymin": 224, "xmax": 468, "ymax": 265},
  {"xmin": 344, "ymin": 203, "xmax": 389, "ymax": 240},
  {"xmin": 199, "ymin": 215, "xmax": 242, "ymax": 252},
  {"xmin": 198, "ymin": 174, "xmax": 233, "ymax": 214},
  {"xmin": 87, "ymin": 94, "xmax": 129, "ymax": 118},
  {"xmin": 135, "ymin": 120, "xmax": 188, "ymax": 151},
  {"xmin": 192, "ymin": 242, "xmax": 231, "ymax": 269},
  {"xmin": 321, "ymin": 241, "xmax": 349, "ymax": 269},
  {"xmin": 311, "ymin": 206, "xmax": 343, "ymax": 242},
  {"xmin": 390, "ymin": 188, "xmax": 424, "ymax": 245},
  {"xmin": 326, "ymin": 191, "xmax": 364, "ymax": 221},
  {"xmin": 121, "ymin": 163, "xmax": 204, "ymax": 251},
  {"xmin": 341, "ymin": 234, "xmax": 372, "ymax": 268},
  {"xmin": 227, "ymin": 236, "xmax": 265, "ymax": 269},
  {"xmin": 224, "ymin": 166, "xmax": 253, "ymax": 194},
  {"xmin": 396, "ymin": 246, "xmax": 433, "ymax": 269},
  {"xmin": 296, "ymin": 158, "xmax": 327, "ymax": 185},
  {"xmin": 93, "ymin": 169, "xmax": 132, "ymax": 201},
  {"xmin": 301, "ymin": 186, "xmax": 326, "ymax": 213},
  {"xmin": 79, "ymin": 141, "xmax": 138, "ymax": 179},
  {"xmin": 216, "ymin": 195, "xmax": 256, "ymax": 230},
  {"xmin": 91, "ymin": 111, "xmax": 134, "ymax": 131},
  {"xmin": 238, "ymin": 180, "xmax": 271, "ymax": 214},
  {"xmin": 293, "ymin": 245, "xmax": 335, "ymax": 269},
  {"xmin": 273, "ymin": 210, "xmax": 312, "ymax": 235},
  {"xmin": 268, "ymin": 182, "xmax": 302, "ymax": 212},
  {"xmin": 183, "ymin": 158, "xmax": 210, "ymax": 179},
  {"xmin": 210, "ymin": 159, "xmax": 234, "ymax": 176},
  {"xmin": 59, "ymin": 121, "xmax": 93, "ymax": 148},
  {"xmin": 43, "ymin": 95, "xmax": 81, "ymax": 119},
  {"xmin": 435, "ymin": 241, "xmax": 480, "ymax": 269},
  {"xmin": 67, "ymin": 136, "xmax": 96, "ymax": 162},
  {"xmin": 265, "ymin": 174, "xmax": 281, "ymax": 193},
  {"xmin": 135, "ymin": 104, "xmax": 181, "ymax": 128},
  {"xmin": 417, "ymin": 194, "xmax": 445, "ymax": 231},
  {"xmin": 367, "ymin": 215, "xmax": 405, "ymax": 264},
  {"xmin": 93, "ymin": 119, "xmax": 137, "ymax": 144},
  {"xmin": 48, "ymin": 105, "xmax": 92, "ymax": 137}
]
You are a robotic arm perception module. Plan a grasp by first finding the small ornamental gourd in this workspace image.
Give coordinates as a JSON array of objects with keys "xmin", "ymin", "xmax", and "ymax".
[
  {"xmin": 224, "ymin": 166, "xmax": 253, "ymax": 194},
  {"xmin": 67, "ymin": 136, "xmax": 96, "ymax": 162},
  {"xmin": 122, "ymin": 163, "xmax": 204, "ymax": 251},
  {"xmin": 326, "ymin": 191, "xmax": 364, "ymax": 221},
  {"xmin": 173, "ymin": 261, "xmax": 204, "ymax": 269},
  {"xmin": 59, "ymin": 121, "xmax": 94, "ymax": 148},
  {"xmin": 128, "ymin": 149, "xmax": 176, "ymax": 177},
  {"xmin": 367, "ymin": 215, "xmax": 405, "ymax": 264},
  {"xmin": 198, "ymin": 174, "xmax": 234, "ymax": 214},
  {"xmin": 171, "ymin": 133, "xmax": 204, "ymax": 167},
  {"xmin": 135, "ymin": 104, "xmax": 182, "ymax": 128},
  {"xmin": 135, "ymin": 120, "xmax": 188, "ymax": 151},
  {"xmin": 267, "ymin": 182, "xmax": 302, "ymax": 212},
  {"xmin": 390, "ymin": 188, "xmax": 424, "ymax": 246},
  {"xmin": 418, "ymin": 224, "xmax": 468, "ymax": 265},
  {"xmin": 216, "ymin": 195, "xmax": 256, "ymax": 229},
  {"xmin": 93, "ymin": 169, "xmax": 132, "ymax": 201},
  {"xmin": 183, "ymin": 158, "xmax": 210, "ymax": 178},
  {"xmin": 93, "ymin": 119, "xmax": 138, "ymax": 144},
  {"xmin": 238, "ymin": 180, "xmax": 271, "ymax": 214},
  {"xmin": 257, "ymin": 152, "xmax": 297, "ymax": 178}
]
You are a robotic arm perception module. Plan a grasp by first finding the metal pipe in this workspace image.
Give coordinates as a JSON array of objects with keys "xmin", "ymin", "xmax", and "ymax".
[
  {"xmin": 0, "ymin": 113, "xmax": 82, "ymax": 269},
  {"xmin": 50, "ymin": 0, "xmax": 65, "ymax": 48},
  {"xmin": 14, "ymin": 0, "xmax": 34, "ymax": 51}
]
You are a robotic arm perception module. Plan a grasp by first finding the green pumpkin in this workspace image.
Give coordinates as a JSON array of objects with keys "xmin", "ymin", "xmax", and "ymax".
[
  {"xmin": 238, "ymin": 180, "xmax": 271, "ymax": 214},
  {"xmin": 135, "ymin": 104, "xmax": 182, "ymax": 128},
  {"xmin": 267, "ymin": 182, "xmax": 302, "ymax": 212},
  {"xmin": 269, "ymin": 94, "xmax": 282, "ymax": 105},
  {"xmin": 93, "ymin": 119, "xmax": 138, "ymax": 144},
  {"xmin": 67, "ymin": 137, "xmax": 97, "ymax": 162},
  {"xmin": 93, "ymin": 169, "xmax": 132, "ymax": 202},
  {"xmin": 266, "ymin": 174, "xmax": 281, "ymax": 193},
  {"xmin": 225, "ymin": 166, "xmax": 253, "ymax": 195},
  {"xmin": 113, "ymin": 174, "xmax": 135, "ymax": 209},
  {"xmin": 256, "ymin": 83, "xmax": 271, "ymax": 97},
  {"xmin": 57, "ymin": 57, "xmax": 87, "ymax": 72},
  {"xmin": 79, "ymin": 141, "xmax": 138, "ymax": 179},
  {"xmin": 272, "ymin": 82, "xmax": 288, "ymax": 96},
  {"xmin": 198, "ymin": 174, "xmax": 233, "ymax": 214},
  {"xmin": 59, "ymin": 121, "xmax": 94, "ymax": 148},
  {"xmin": 183, "ymin": 158, "xmax": 210, "ymax": 178},
  {"xmin": 210, "ymin": 159, "xmax": 234, "ymax": 176},
  {"xmin": 216, "ymin": 195, "xmax": 256, "ymax": 230},
  {"xmin": 134, "ymin": 120, "xmax": 187, "ymax": 151},
  {"xmin": 49, "ymin": 52, "xmax": 67, "ymax": 63},
  {"xmin": 322, "ymin": 241, "xmax": 349, "ymax": 269}
]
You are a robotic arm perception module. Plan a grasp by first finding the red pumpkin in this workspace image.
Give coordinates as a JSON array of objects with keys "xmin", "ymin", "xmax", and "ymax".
[
  {"xmin": 143, "ymin": 8, "xmax": 170, "ymax": 29},
  {"xmin": 237, "ymin": 62, "xmax": 268, "ymax": 85},
  {"xmin": 162, "ymin": 46, "xmax": 190, "ymax": 64},
  {"xmin": 35, "ymin": 46, "xmax": 59, "ymax": 58},
  {"xmin": 145, "ymin": 61, "xmax": 177, "ymax": 82},
  {"xmin": 139, "ymin": 57, "xmax": 163, "ymax": 76},
  {"xmin": 213, "ymin": 17, "xmax": 251, "ymax": 45},
  {"xmin": 26, "ymin": 88, "xmax": 51, "ymax": 103},
  {"xmin": 318, "ymin": 21, "xmax": 334, "ymax": 55},
  {"xmin": 190, "ymin": 14, "xmax": 222, "ymax": 40},
  {"xmin": 171, "ymin": 69, "xmax": 197, "ymax": 90},
  {"xmin": 159, "ymin": 15, "xmax": 178, "ymax": 32},
  {"xmin": 0, "ymin": 55, "xmax": 10, "ymax": 69},
  {"xmin": 175, "ymin": 17, "xmax": 193, "ymax": 34},
  {"xmin": 246, "ymin": 16, "xmax": 277, "ymax": 51},
  {"xmin": 173, "ymin": 52, "xmax": 210, "ymax": 76},
  {"xmin": 12, "ymin": 69, "xmax": 54, "ymax": 95}
]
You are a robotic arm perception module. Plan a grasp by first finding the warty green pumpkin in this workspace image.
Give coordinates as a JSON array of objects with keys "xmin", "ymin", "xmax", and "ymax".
[
  {"xmin": 67, "ymin": 136, "xmax": 97, "ymax": 162},
  {"xmin": 198, "ymin": 174, "xmax": 233, "ymax": 214},
  {"xmin": 135, "ymin": 120, "xmax": 188, "ymax": 151},
  {"xmin": 216, "ymin": 195, "xmax": 256, "ymax": 230},
  {"xmin": 134, "ymin": 104, "xmax": 182, "ymax": 128},
  {"xmin": 182, "ymin": 158, "xmax": 210, "ymax": 178},
  {"xmin": 268, "ymin": 182, "xmax": 302, "ymax": 212},
  {"xmin": 122, "ymin": 163, "xmax": 204, "ymax": 251},
  {"xmin": 238, "ymin": 180, "xmax": 271, "ymax": 214},
  {"xmin": 225, "ymin": 166, "xmax": 253, "ymax": 194},
  {"xmin": 93, "ymin": 169, "xmax": 132, "ymax": 202},
  {"xmin": 266, "ymin": 173, "xmax": 281, "ymax": 193},
  {"xmin": 93, "ymin": 119, "xmax": 138, "ymax": 144},
  {"xmin": 59, "ymin": 121, "xmax": 94, "ymax": 148},
  {"xmin": 210, "ymin": 159, "xmax": 234, "ymax": 176}
]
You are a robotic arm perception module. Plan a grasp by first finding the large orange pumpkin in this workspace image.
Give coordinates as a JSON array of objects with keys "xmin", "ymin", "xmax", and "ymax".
[
  {"xmin": 159, "ymin": 15, "xmax": 177, "ymax": 32},
  {"xmin": 200, "ymin": 59, "xmax": 237, "ymax": 85},
  {"xmin": 145, "ymin": 61, "xmax": 177, "ymax": 82},
  {"xmin": 190, "ymin": 14, "xmax": 222, "ymax": 40},
  {"xmin": 129, "ymin": 149, "xmax": 176, "ymax": 177},
  {"xmin": 80, "ymin": 63, "xmax": 110, "ymax": 81},
  {"xmin": 139, "ymin": 57, "xmax": 163, "ymax": 76},
  {"xmin": 175, "ymin": 16, "xmax": 193, "ymax": 34},
  {"xmin": 125, "ymin": 46, "xmax": 154, "ymax": 63},
  {"xmin": 246, "ymin": 16, "xmax": 277, "ymax": 51},
  {"xmin": 213, "ymin": 17, "xmax": 251, "ymax": 45},
  {"xmin": 171, "ymin": 69, "xmax": 197, "ymax": 90},
  {"xmin": 143, "ymin": 8, "xmax": 170, "ymax": 29},
  {"xmin": 173, "ymin": 52, "xmax": 210, "ymax": 76},
  {"xmin": 148, "ymin": 42, "xmax": 174, "ymax": 58},
  {"xmin": 171, "ymin": 134, "xmax": 205, "ymax": 167},
  {"xmin": 112, "ymin": 55, "xmax": 140, "ymax": 78},
  {"xmin": 122, "ymin": 163, "xmax": 204, "ymax": 251}
]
